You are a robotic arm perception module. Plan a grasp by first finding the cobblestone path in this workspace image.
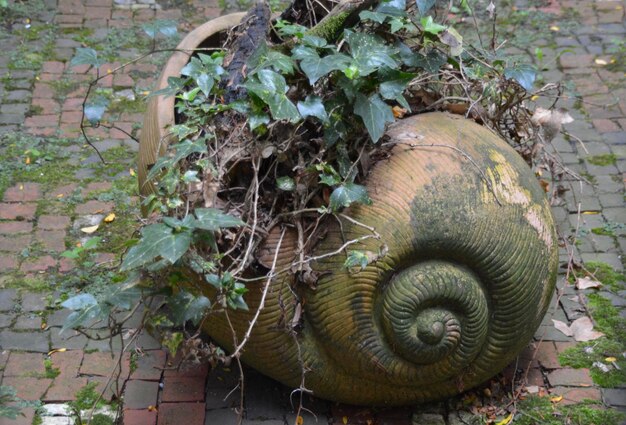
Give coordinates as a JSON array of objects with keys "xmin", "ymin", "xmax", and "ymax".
[{"xmin": 0, "ymin": 0, "xmax": 624, "ymax": 424}]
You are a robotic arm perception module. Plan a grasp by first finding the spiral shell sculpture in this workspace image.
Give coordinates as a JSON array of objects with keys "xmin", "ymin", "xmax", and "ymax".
[
  {"xmin": 199, "ymin": 113, "xmax": 558, "ymax": 405},
  {"xmin": 138, "ymin": 14, "xmax": 558, "ymax": 405}
]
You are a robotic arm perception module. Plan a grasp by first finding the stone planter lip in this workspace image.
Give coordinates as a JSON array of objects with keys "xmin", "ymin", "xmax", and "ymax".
[
  {"xmin": 152, "ymin": 12, "xmax": 246, "ymax": 133},
  {"xmin": 138, "ymin": 12, "xmax": 246, "ymax": 196}
]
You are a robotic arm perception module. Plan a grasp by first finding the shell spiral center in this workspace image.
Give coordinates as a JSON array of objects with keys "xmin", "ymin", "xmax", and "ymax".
[{"xmin": 381, "ymin": 261, "xmax": 489, "ymax": 371}]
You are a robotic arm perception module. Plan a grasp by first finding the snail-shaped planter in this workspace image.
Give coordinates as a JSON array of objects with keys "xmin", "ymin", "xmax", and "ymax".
[{"xmin": 138, "ymin": 13, "xmax": 558, "ymax": 405}]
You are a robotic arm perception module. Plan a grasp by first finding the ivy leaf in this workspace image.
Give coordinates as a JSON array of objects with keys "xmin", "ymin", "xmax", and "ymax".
[
  {"xmin": 181, "ymin": 58, "xmax": 203, "ymax": 78},
  {"xmin": 416, "ymin": 0, "xmax": 436, "ymax": 15},
  {"xmin": 276, "ymin": 176, "xmax": 296, "ymax": 191},
  {"xmin": 84, "ymin": 97, "xmax": 109, "ymax": 125},
  {"xmin": 196, "ymin": 73, "xmax": 213, "ymax": 96},
  {"xmin": 376, "ymin": 0, "xmax": 406, "ymax": 16},
  {"xmin": 440, "ymin": 27, "xmax": 463, "ymax": 56},
  {"xmin": 169, "ymin": 291, "xmax": 211, "ymax": 325},
  {"xmin": 354, "ymin": 93, "xmax": 395, "ymax": 143},
  {"xmin": 70, "ymin": 48, "xmax": 101, "ymax": 68},
  {"xmin": 249, "ymin": 112, "xmax": 270, "ymax": 130},
  {"xmin": 171, "ymin": 139, "xmax": 208, "ymax": 164},
  {"xmin": 266, "ymin": 95, "xmax": 300, "ymax": 122},
  {"xmin": 258, "ymin": 69, "xmax": 287, "ymax": 93},
  {"xmin": 245, "ymin": 70, "xmax": 301, "ymax": 122},
  {"xmin": 421, "ymin": 16, "xmax": 447, "ymax": 35},
  {"xmin": 291, "ymin": 45, "xmax": 319, "ymax": 61},
  {"xmin": 406, "ymin": 49, "xmax": 448, "ymax": 73},
  {"xmin": 345, "ymin": 31, "xmax": 399, "ymax": 76},
  {"xmin": 121, "ymin": 224, "xmax": 191, "ymax": 270},
  {"xmin": 300, "ymin": 53, "xmax": 351, "ymax": 85},
  {"xmin": 389, "ymin": 18, "xmax": 406, "ymax": 33},
  {"xmin": 142, "ymin": 19, "xmax": 178, "ymax": 38},
  {"xmin": 379, "ymin": 68, "xmax": 415, "ymax": 100},
  {"xmin": 103, "ymin": 282, "xmax": 143, "ymax": 310},
  {"xmin": 194, "ymin": 208, "xmax": 244, "ymax": 230},
  {"xmin": 319, "ymin": 173, "xmax": 341, "ymax": 186},
  {"xmin": 359, "ymin": 10, "xmax": 389, "ymax": 24},
  {"xmin": 302, "ymin": 35, "xmax": 328, "ymax": 48},
  {"xmin": 329, "ymin": 183, "xmax": 372, "ymax": 211},
  {"xmin": 266, "ymin": 51, "xmax": 295, "ymax": 74},
  {"xmin": 344, "ymin": 250, "xmax": 371, "ymax": 270},
  {"xmin": 61, "ymin": 304, "xmax": 104, "ymax": 333},
  {"xmin": 62, "ymin": 293, "xmax": 97, "ymax": 310},
  {"xmin": 504, "ymin": 64, "xmax": 536, "ymax": 91},
  {"xmin": 297, "ymin": 95, "xmax": 328, "ymax": 123}
]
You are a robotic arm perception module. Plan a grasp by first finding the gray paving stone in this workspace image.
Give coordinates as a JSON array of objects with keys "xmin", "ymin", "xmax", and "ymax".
[
  {"xmin": 0, "ymin": 103, "xmax": 29, "ymax": 115},
  {"xmin": 204, "ymin": 408, "xmax": 239, "ymax": 425},
  {"xmin": 581, "ymin": 253, "xmax": 623, "ymax": 270},
  {"xmin": 135, "ymin": 331, "xmax": 161, "ymax": 350},
  {"xmin": 598, "ymin": 292, "xmax": 626, "ymax": 308},
  {"xmin": 22, "ymin": 293, "xmax": 48, "ymax": 312},
  {"xmin": 14, "ymin": 314, "xmax": 42, "ymax": 330},
  {"xmin": 85, "ymin": 335, "xmax": 122, "ymax": 352},
  {"xmin": 0, "ymin": 289, "xmax": 18, "ymax": 311},
  {"xmin": 603, "ymin": 208, "xmax": 626, "ymax": 225},
  {"xmin": 50, "ymin": 328, "xmax": 88, "ymax": 350},
  {"xmin": 604, "ymin": 132, "xmax": 626, "ymax": 145},
  {"xmin": 0, "ymin": 330, "xmax": 49, "ymax": 352},
  {"xmin": 46, "ymin": 309, "xmax": 71, "ymax": 327},
  {"xmin": 603, "ymin": 388, "xmax": 626, "ymax": 407},
  {"xmin": 585, "ymin": 162, "xmax": 620, "ymax": 176},
  {"xmin": 4, "ymin": 90, "xmax": 31, "ymax": 102},
  {"xmin": 583, "ymin": 142, "xmax": 613, "ymax": 156},
  {"xmin": 0, "ymin": 114, "xmax": 25, "ymax": 125},
  {"xmin": 535, "ymin": 325, "xmax": 574, "ymax": 342},
  {"xmin": 245, "ymin": 372, "xmax": 290, "ymax": 421},
  {"xmin": 123, "ymin": 380, "xmax": 159, "ymax": 409},
  {"xmin": 0, "ymin": 313, "xmax": 14, "ymax": 328}
]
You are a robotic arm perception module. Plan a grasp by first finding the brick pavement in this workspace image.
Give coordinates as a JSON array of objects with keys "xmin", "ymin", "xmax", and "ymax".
[{"xmin": 0, "ymin": 0, "xmax": 625, "ymax": 424}]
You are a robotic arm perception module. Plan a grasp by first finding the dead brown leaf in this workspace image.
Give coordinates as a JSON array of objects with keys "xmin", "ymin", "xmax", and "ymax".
[{"xmin": 575, "ymin": 276, "xmax": 602, "ymax": 290}]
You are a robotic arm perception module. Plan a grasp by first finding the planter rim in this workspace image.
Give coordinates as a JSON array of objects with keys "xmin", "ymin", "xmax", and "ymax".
[{"xmin": 138, "ymin": 12, "xmax": 246, "ymax": 196}]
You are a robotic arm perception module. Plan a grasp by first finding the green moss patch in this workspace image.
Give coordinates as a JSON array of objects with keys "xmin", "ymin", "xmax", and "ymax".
[
  {"xmin": 559, "ymin": 293, "xmax": 626, "ymax": 387},
  {"xmin": 515, "ymin": 396, "xmax": 623, "ymax": 425},
  {"xmin": 0, "ymin": 133, "xmax": 79, "ymax": 197},
  {"xmin": 587, "ymin": 153, "xmax": 617, "ymax": 166},
  {"xmin": 583, "ymin": 262, "xmax": 626, "ymax": 292}
]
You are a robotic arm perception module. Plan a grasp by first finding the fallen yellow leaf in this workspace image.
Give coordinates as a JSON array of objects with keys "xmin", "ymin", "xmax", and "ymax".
[
  {"xmin": 25, "ymin": 156, "xmax": 31, "ymax": 164},
  {"xmin": 550, "ymin": 395, "xmax": 563, "ymax": 403},
  {"xmin": 582, "ymin": 211, "xmax": 599, "ymax": 215},
  {"xmin": 531, "ymin": 95, "xmax": 539, "ymax": 101},
  {"xmin": 343, "ymin": 416, "xmax": 348, "ymax": 425},
  {"xmin": 129, "ymin": 168, "xmax": 136, "ymax": 177},
  {"xmin": 550, "ymin": 26, "xmax": 560, "ymax": 31},
  {"xmin": 56, "ymin": 193, "xmax": 64, "ymax": 198},
  {"xmin": 148, "ymin": 405, "xmax": 157, "ymax": 412},
  {"xmin": 392, "ymin": 106, "xmax": 407, "ymax": 118},
  {"xmin": 104, "ymin": 213, "xmax": 116, "ymax": 223},
  {"xmin": 296, "ymin": 416, "xmax": 304, "ymax": 425},
  {"xmin": 595, "ymin": 59, "xmax": 607, "ymax": 65},
  {"xmin": 47, "ymin": 348, "xmax": 67, "ymax": 355},
  {"xmin": 41, "ymin": 322, "xmax": 47, "ymax": 329},
  {"xmin": 605, "ymin": 357, "xmax": 617, "ymax": 362},
  {"xmin": 495, "ymin": 412, "xmax": 513, "ymax": 425},
  {"xmin": 81, "ymin": 225, "xmax": 99, "ymax": 234}
]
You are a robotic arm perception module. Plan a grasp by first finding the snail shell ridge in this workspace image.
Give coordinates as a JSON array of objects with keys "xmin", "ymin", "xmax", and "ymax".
[{"xmin": 199, "ymin": 112, "xmax": 558, "ymax": 405}]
